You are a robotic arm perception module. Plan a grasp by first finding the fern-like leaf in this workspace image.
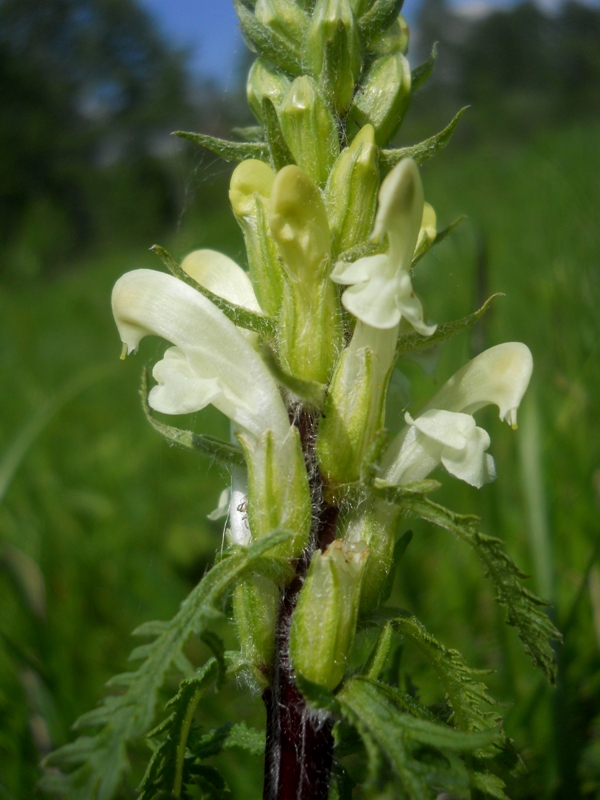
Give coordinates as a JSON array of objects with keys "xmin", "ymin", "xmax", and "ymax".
[
  {"xmin": 398, "ymin": 495, "xmax": 562, "ymax": 682},
  {"xmin": 41, "ymin": 530, "xmax": 293, "ymax": 800},
  {"xmin": 336, "ymin": 676, "xmax": 499, "ymax": 799}
]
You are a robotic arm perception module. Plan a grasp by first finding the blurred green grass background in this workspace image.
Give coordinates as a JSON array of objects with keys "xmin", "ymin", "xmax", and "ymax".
[{"xmin": 1, "ymin": 1, "xmax": 600, "ymax": 797}]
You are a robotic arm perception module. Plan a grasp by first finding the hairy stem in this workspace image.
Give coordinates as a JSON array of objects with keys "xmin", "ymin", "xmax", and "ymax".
[{"xmin": 262, "ymin": 410, "xmax": 337, "ymax": 800}]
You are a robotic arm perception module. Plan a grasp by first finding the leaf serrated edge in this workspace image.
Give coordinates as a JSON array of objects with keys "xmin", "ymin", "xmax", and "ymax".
[{"xmin": 380, "ymin": 107, "xmax": 469, "ymax": 172}]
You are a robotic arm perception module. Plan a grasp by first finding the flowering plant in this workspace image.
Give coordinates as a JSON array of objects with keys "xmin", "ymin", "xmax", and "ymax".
[{"xmin": 43, "ymin": 2, "xmax": 560, "ymax": 798}]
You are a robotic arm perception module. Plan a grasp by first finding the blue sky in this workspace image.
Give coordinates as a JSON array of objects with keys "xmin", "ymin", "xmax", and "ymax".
[
  {"xmin": 138, "ymin": 0, "xmax": 596, "ymax": 84},
  {"xmin": 138, "ymin": 0, "xmax": 425, "ymax": 84}
]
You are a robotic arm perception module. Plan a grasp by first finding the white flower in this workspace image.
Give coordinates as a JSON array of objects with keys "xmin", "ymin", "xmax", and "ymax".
[
  {"xmin": 382, "ymin": 343, "xmax": 533, "ymax": 487},
  {"xmin": 331, "ymin": 158, "xmax": 436, "ymax": 335},
  {"xmin": 111, "ymin": 269, "xmax": 290, "ymax": 441},
  {"xmin": 180, "ymin": 248, "xmax": 262, "ymax": 313}
]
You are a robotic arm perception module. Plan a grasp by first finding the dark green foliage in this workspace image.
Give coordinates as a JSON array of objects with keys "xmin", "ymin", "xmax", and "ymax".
[
  {"xmin": 336, "ymin": 677, "xmax": 498, "ymax": 798},
  {"xmin": 398, "ymin": 495, "xmax": 562, "ymax": 683},
  {"xmin": 41, "ymin": 530, "xmax": 293, "ymax": 799}
]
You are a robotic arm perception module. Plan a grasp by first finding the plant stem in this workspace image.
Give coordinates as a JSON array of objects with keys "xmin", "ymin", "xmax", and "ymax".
[{"xmin": 262, "ymin": 410, "xmax": 337, "ymax": 800}]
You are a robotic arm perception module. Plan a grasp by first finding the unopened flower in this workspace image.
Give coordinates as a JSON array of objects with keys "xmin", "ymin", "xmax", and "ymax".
[{"xmin": 331, "ymin": 158, "xmax": 436, "ymax": 335}]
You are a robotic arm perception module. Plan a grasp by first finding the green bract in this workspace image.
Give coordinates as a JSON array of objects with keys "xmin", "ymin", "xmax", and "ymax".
[{"xmin": 45, "ymin": 3, "xmax": 561, "ymax": 799}]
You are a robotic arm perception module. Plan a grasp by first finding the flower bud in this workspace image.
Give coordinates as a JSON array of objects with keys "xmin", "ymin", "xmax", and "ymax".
[
  {"xmin": 348, "ymin": 51, "xmax": 412, "ymax": 146},
  {"xmin": 233, "ymin": 575, "xmax": 279, "ymax": 671},
  {"xmin": 369, "ymin": 15, "xmax": 409, "ymax": 57},
  {"xmin": 325, "ymin": 124, "xmax": 379, "ymax": 258},
  {"xmin": 289, "ymin": 540, "xmax": 369, "ymax": 690},
  {"xmin": 247, "ymin": 59, "xmax": 291, "ymax": 123},
  {"xmin": 254, "ymin": 0, "xmax": 309, "ymax": 50},
  {"xmin": 279, "ymin": 76, "xmax": 340, "ymax": 187},
  {"xmin": 238, "ymin": 426, "xmax": 311, "ymax": 558},
  {"xmin": 269, "ymin": 165, "xmax": 343, "ymax": 382},
  {"xmin": 339, "ymin": 500, "xmax": 400, "ymax": 612},
  {"xmin": 229, "ymin": 159, "xmax": 285, "ymax": 317},
  {"xmin": 316, "ymin": 322, "xmax": 397, "ymax": 487},
  {"xmin": 308, "ymin": 0, "xmax": 361, "ymax": 113}
]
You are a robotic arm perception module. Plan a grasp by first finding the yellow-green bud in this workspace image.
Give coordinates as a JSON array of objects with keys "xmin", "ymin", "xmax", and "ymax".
[
  {"xmin": 289, "ymin": 540, "xmax": 369, "ymax": 691},
  {"xmin": 370, "ymin": 14, "xmax": 409, "ymax": 57},
  {"xmin": 269, "ymin": 165, "xmax": 342, "ymax": 383},
  {"xmin": 247, "ymin": 59, "xmax": 291, "ymax": 123},
  {"xmin": 229, "ymin": 159, "xmax": 285, "ymax": 317},
  {"xmin": 308, "ymin": 0, "xmax": 361, "ymax": 114},
  {"xmin": 237, "ymin": 426, "xmax": 312, "ymax": 558},
  {"xmin": 325, "ymin": 124, "xmax": 379, "ymax": 258},
  {"xmin": 317, "ymin": 322, "xmax": 396, "ymax": 487},
  {"xmin": 254, "ymin": 0, "xmax": 309, "ymax": 50},
  {"xmin": 233, "ymin": 575, "xmax": 280, "ymax": 671},
  {"xmin": 348, "ymin": 50, "xmax": 412, "ymax": 146},
  {"xmin": 279, "ymin": 76, "xmax": 339, "ymax": 187},
  {"xmin": 340, "ymin": 500, "xmax": 400, "ymax": 612}
]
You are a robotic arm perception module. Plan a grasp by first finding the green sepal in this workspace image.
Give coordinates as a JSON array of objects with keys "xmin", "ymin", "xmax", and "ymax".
[
  {"xmin": 412, "ymin": 214, "xmax": 466, "ymax": 266},
  {"xmin": 233, "ymin": 0, "xmax": 302, "ymax": 75},
  {"xmin": 262, "ymin": 97, "xmax": 296, "ymax": 171},
  {"xmin": 261, "ymin": 344, "xmax": 326, "ymax": 408},
  {"xmin": 397, "ymin": 494, "xmax": 562, "ymax": 682},
  {"xmin": 141, "ymin": 369, "xmax": 246, "ymax": 468},
  {"xmin": 358, "ymin": 0, "xmax": 403, "ymax": 45},
  {"xmin": 150, "ymin": 244, "xmax": 277, "ymax": 338},
  {"xmin": 379, "ymin": 106, "xmax": 468, "ymax": 172},
  {"xmin": 410, "ymin": 42, "xmax": 437, "ymax": 93},
  {"xmin": 395, "ymin": 293, "xmax": 503, "ymax": 360},
  {"xmin": 174, "ymin": 129, "xmax": 269, "ymax": 162}
]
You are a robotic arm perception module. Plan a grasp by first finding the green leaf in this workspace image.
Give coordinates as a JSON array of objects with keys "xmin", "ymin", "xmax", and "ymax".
[
  {"xmin": 174, "ymin": 130, "xmax": 269, "ymax": 163},
  {"xmin": 138, "ymin": 660, "xmax": 219, "ymax": 800},
  {"xmin": 233, "ymin": 0, "xmax": 302, "ymax": 75},
  {"xmin": 262, "ymin": 97, "xmax": 296, "ymax": 171},
  {"xmin": 412, "ymin": 215, "xmax": 466, "ymax": 266},
  {"xmin": 231, "ymin": 125, "xmax": 265, "ymax": 142},
  {"xmin": 470, "ymin": 770, "xmax": 511, "ymax": 800},
  {"xmin": 261, "ymin": 344, "xmax": 326, "ymax": 408},
  {"xmin": 398, "ymin": 495, "xmax": 562, "ymax": 682},
  {"xmin": 410, "ymin": 43, "xmax": 437, "ymax": 94},
  {"xmin": 150, "ymin": 244, "xmax": 277, "ymax": 338},
  {"xmin": 140, "ymin": 370, "xmax": 246, "ymax": 467},
  {"xmin": 379, "ymin": 107, "xmax": 468, "ymax": 172},
  {"xmin": 371, "ymin": 477, "xmax": 442, "ymax": 500},
  {"xmin": 374, "ymin": 609, "xmax": 500, "ymax": 738},
  {"xmin": 395, "ymin": 294, "xmax": 503, "ymax": 360},
  {"xmin": 337, "ymin": 677, "xmax": 498, "ymax": 799},
  {"xmin": 41, "ymin": 530, "xmax": 293, "ymax": 800},
  {"xmin": 359, "ymin": 0, "xmax": 403, "ymax": 45}
]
